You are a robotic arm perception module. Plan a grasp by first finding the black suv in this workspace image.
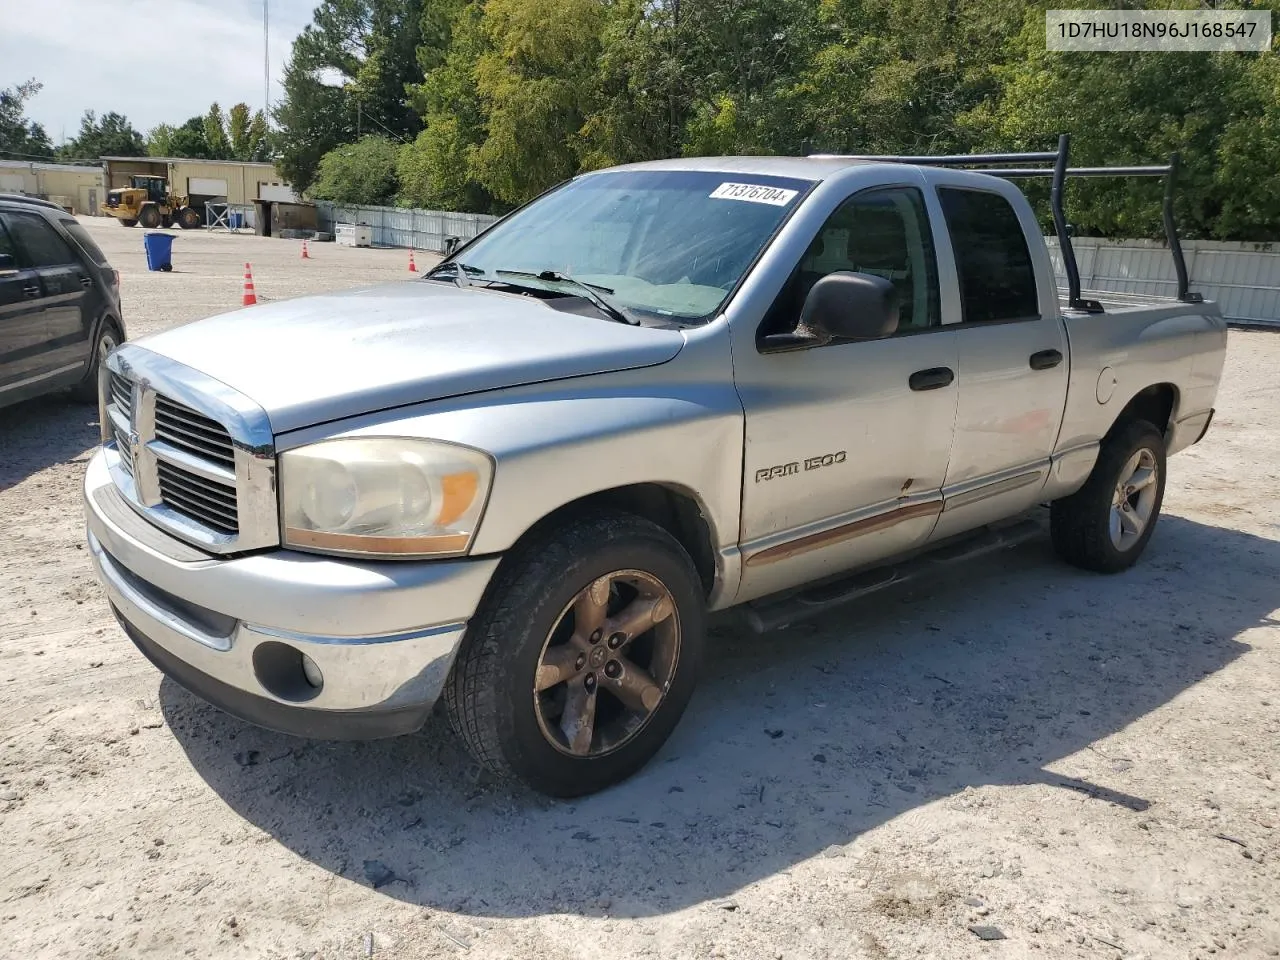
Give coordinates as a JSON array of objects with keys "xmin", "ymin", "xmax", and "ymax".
[{"xmin": 0, "ymin": 194, "xmax": 125, "ymax": 409}]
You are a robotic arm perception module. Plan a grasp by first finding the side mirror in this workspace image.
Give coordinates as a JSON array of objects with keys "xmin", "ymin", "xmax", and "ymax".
[
  {"xmin": 0, "ymin": 253, "xmax": 16, "ymax": 273},
  {"xmin": 760, "ymin": 271, "xmax": 899, "ymax": 353}
]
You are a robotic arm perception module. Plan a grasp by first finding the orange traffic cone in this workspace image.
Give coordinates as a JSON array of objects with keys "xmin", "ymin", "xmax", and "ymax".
[
  {"xmin": 301, "ymin": 239, "xmax": 311, "ymax": 259},
  {"xmin": 241, "ymin": 262, "xmax": 258, "ymax": 306},
  {"xmin": 408, "ymin": 248, "xmax": 417, "ymax": 273}
]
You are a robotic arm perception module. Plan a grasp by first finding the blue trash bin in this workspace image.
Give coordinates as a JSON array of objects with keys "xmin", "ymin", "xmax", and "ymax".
[
  {"xmin": 228, "ymin": 211, "xmax": 243, "ymax": 229},
  {"xmin": 143, "ymin": 232, "xmax": 175, "ymax": 272}
]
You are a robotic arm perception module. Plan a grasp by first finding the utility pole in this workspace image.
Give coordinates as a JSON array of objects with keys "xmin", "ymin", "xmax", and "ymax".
[{"xmin": 263, "ymin": 0, "xmax": 270, "ymax": 113}]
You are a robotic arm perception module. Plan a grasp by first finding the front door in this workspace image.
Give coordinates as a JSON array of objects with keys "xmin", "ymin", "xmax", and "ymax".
[
  {"xmin": 0, "ymin": 215, "xmax": 55, "ymax": 393},
  {"xmin": 732, "ymin": 185, "xmax": 959, "ymax": 603},
  {"xmin": 3, "ymin": 209, "xmax": 93, "ymax": 378}
]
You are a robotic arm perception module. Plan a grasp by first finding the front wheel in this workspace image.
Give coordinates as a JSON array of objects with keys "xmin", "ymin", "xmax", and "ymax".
[
  {"xmin": 118, "ymin": 218, "xmax": 137, "ymax": 228},
  {"xmin": 138, "ymin": 206, "xmax": 161, "ymax": 229},
  {"xmin": 445, "ymin": 511, "xmax": 706, "ymax": 797},
  {"xmin": 177, "ymin": 207, "xmax": 202, "ymax": 230},
  {"xmin": 1050, "ymin": 419, "xmax": 1167, "ymax": 573}
]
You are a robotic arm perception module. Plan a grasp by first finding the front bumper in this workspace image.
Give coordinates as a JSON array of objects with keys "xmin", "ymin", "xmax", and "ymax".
[{"xmin": 84, "ymin": 449, "xmax": 500, "ymax": 739}]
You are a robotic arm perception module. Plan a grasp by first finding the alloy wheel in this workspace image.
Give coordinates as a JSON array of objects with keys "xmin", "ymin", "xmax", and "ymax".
[
  {"xmin": 532, "ymin": 569, "xmax": 681, "ymax": 758},
  {"xmin": 1109, "ymin": 447, "xmax": 1159, "ymax": 551}
]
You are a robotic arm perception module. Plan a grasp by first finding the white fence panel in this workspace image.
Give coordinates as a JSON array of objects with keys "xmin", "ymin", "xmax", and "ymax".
[
  {"xmin": 1047, "ymin": 237, "xmax": 1280, "ymax": 324},
  {"xmin": 316, "ymin": 202, "xmax": 499, "ymax": 253}
]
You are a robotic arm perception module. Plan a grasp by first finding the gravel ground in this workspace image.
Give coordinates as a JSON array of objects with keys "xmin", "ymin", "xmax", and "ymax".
[{"xmin": 1, "ymin": 215, "xmax": 1277, "ymax": 960}]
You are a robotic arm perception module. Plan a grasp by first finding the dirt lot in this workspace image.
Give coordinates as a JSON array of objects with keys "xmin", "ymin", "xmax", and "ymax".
[{"xmin": 1, "ymin": 215, "xmax": 1277, "ymax": 960}]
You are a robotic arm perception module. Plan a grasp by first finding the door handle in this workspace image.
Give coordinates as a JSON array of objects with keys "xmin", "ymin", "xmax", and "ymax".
[
  {"xmin": 909, "ymin": 367, "xmax": 954, "ymax": 391},
  {"xmin": 1030, "ymin": 349, "xmax": 1063, "ymax": 370},
  {"xmin": 79, "ymin": 276, "xmax": 93, "ymax": 289},
  {"xmin": 22, "ymin": 284, "xmax": 41, "ymax": 299}
]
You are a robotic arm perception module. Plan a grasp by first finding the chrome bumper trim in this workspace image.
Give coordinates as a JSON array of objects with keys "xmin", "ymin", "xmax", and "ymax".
[{"xmin": 85, "ymin": 449, "xmax": 500, "ymax": 715}]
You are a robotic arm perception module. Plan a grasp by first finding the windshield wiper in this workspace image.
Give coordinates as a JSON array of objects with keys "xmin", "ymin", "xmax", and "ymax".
[
  {"xmin": 426, "ymin": 261, "xmax": 486, "ymax": 287},
  {"xmin": 495, "ymin": 269, "xmax": 638, "ymax": 325}
]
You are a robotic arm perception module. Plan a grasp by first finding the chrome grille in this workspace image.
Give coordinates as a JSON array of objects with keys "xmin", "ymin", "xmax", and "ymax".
[
  {"xmin": 111, "ymin": 421, "xmax": 134, "ymax": 477},
  {"xmin": 100, "ymin": 347, "xmax": 278, "ymax": 555},
  {"xmin": 154, "ymin": 395, "xmax": 236, "ymax": 470},
  {"xmin": 157, "ymin": 459, "xmax": 238, "ymax": 533},
  {"xmin": 109, "ymin": 371, "xmax": 132, "ymax": 419}
]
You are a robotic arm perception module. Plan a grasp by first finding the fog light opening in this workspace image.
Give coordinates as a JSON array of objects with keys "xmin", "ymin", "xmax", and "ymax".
[
  {"xmin": 252, "ymin": 640, "xmax": 323, "ymax": 703},
  {"xmin": 301, "ymin": 654, "xmax": 324, "ymax": 689}
]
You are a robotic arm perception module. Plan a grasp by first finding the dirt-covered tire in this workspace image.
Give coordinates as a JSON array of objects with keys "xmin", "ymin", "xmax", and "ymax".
[
  {"xmin": 72, "ymin": 318, "xmax": 123, "ymax": 403},
  {"xmin": 177, "ymin": 207, "xmax": 202, "ymax": 230},
  {"xmin": 445, "ymin": 510, "xmax": 706, "ymax": 797},
  {"xmin": 118, "ymin": 218, "xmax": 137, "ymax": 228},
  {"xmin": 1050, "ymin": 419, "xmax": 1167, "ymax": 573},
  {"xmin": 138, "ymin": 206, "xmax": 161, "ymax": 229}
]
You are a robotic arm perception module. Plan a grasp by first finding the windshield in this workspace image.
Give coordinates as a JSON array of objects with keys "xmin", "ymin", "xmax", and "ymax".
[{"xmin": 446, "ymin": 170, "xmax": 812, "ymax": 321}]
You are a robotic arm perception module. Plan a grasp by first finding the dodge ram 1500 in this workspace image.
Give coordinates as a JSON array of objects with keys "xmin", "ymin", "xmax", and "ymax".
[{"xmin": 85, "ymin": 137, "xmax": 1225, "ymax": 796}]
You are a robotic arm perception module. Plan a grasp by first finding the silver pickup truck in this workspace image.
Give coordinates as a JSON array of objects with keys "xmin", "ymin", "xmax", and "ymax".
[{"xmin": 84, "ymin": 139, "xmax": 1226, "ymax": 796}]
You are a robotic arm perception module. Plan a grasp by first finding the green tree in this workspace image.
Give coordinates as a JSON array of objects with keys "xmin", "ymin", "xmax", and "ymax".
[
  {"xmin": 678, "ymin": 0, "xmax": 822, "ymax": 156},
  {"xmin": 972, "ymin": 2, "xmax": 1280, "ymax": 240},
  {"xmin": 0, "ymin": 79, "xmax": 53, "ymax": 160},
  {"xmin": 203, "ymin": 103, "xmax": 231, "ymax": 159},
  {"xmin": 311, "ymin": 135, "xmax": 400, "ymax": 204},
  {"xmin": 147, "ymin": 116, "xmax": 212, "ymax": 158},
  {"xmin": 579, "ymin": 0, "xmax": 692, "ymax": 168},
  {"xmin": 401, "ymin": 0, "xmax": 493, "ymax": 209},
  {"xmin": 274, "ymin": 0, "xmax": 424, "ymax": 193},
  {"xmin": 471, "ymin": 0, "xmax": 607, "ymax": 205},
  {"xmin": 227, "ymin": 103, "xmax": 271, "ymax": 161},
  {"xmin": 59, "ymin": 110, "xmax": 146, "ymax": 159},
  {"xmin": 273, "ymin": 58, "xmax": 353, "ymax": 191}
]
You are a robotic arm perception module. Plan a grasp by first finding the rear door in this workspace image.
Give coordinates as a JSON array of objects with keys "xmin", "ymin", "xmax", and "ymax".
[
  {"xmin": 3, "ymin": 209, "xmax": 94, "ymax": 377},
  {"xmin": 0, "ymin": 214, "xmax": 55, "ymax": 392},
  {"xmin": 929, "ymin": 181, "xmax": 1069, "ymax": 541}
]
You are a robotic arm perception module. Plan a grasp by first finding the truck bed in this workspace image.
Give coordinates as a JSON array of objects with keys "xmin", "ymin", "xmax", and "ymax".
[{"xmin": 1057, "ymin": 287, "xmax": 1217, "ymax": 317}]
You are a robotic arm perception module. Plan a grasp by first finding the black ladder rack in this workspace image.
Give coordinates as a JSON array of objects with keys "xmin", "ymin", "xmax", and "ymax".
[{"xmin": 825, "ymin": 134, "xmax": 1201, "ymax": 313}]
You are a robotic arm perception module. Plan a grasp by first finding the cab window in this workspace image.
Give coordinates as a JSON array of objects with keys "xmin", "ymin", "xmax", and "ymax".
[
  {"xmin": 761, "ymin": 186, "xmax": 940, "ymax": 339},
  {"xmin": 937, "ymin": 187, "xmax": 1039, "ymax": 323},
  {"xmin": 5, "ymin": 211, "xmax": 79, "ymax": 268}
]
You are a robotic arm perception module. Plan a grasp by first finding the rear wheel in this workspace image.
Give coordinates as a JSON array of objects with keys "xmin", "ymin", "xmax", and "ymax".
[
  {"xmin": 138, "ymin": 205, "xmax": 161, "ymax": 229},
  {"xmin": 445, "ymin": 511, "xmax": 706, "ymax": 797},
  {"xmin": 1050, "ymin": 419, "xmax": 1167, "ymax": 573},
  {"xmin": 72, "ymin": 318, "xmax": 123, "ymax": 403},
  {"xmin": 177, "ymin": 206, "xmax": 202, "ymax": 230}
]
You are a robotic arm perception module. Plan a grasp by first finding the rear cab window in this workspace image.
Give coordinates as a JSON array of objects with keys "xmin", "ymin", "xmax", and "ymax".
[
  {"xmin": 59, "ymin": 218, "xmax": 110, "ymax": 266},
  {"xmin": 937, "ymin": 188, "xmax": 1039, "ymax": 323}
]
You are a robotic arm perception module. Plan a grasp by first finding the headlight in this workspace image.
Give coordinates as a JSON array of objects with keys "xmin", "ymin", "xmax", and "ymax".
[{"xmin": 280, "ymin": 438, "xmax": 493, "ymax": 558}]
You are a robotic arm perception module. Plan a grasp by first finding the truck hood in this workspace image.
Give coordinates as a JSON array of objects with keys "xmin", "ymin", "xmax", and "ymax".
[{"xmin": 137, "ymin": 281, "xmax": 686, "ymax": 433}]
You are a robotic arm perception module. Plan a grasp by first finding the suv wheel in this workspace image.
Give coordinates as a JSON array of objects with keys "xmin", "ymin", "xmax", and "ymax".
[
  {"xmin": 1050, "ymin": 419, "xmax": 1167, "ymax": 573},
  {"xmin": 445, "ymin": 511, "xmax": 706, "ymax": 797},
  {"xmin": 72, "ymin": 319, "xmax": 123, "ymax": 403}
]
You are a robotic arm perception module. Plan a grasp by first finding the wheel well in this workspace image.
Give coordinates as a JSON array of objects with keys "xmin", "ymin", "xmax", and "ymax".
[
  {"xmin": 517, "ymin": 484, "xmax": 718, "ymax": 597},
  {"xmin": 1109, "ymin": 383, "xmax": 1177, "ymax": 440}
]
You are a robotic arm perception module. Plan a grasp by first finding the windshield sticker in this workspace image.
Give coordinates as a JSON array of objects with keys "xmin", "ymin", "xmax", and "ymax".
[{"xmin": 709, "ymin": 182, "xmax": 799, "ymax": 206}]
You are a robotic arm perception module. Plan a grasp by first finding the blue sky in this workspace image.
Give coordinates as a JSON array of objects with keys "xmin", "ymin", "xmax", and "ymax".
[{"xmin": 4, "ymin": 0, "xmax": 317, "ymax": 144}]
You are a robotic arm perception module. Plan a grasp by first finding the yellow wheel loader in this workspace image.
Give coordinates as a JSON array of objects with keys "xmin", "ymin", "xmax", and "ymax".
[{"xmin": 100, "ymin": 175, "xmax": 203, "ymax": 230}]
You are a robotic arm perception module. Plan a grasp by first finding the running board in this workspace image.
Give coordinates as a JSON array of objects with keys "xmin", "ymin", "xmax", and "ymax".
[{"xmin": 741, "ymin": 517, "xmax": 1044, "ymax": 634}]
